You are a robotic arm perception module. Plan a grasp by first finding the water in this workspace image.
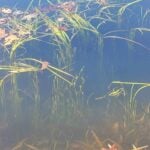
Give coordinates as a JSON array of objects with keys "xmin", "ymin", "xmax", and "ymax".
[{"xmin": 0, "ymin": 0, "xmax": 150, "ymax": 149}]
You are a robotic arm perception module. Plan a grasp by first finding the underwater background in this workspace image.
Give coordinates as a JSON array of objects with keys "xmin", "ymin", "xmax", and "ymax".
[{"xmin": 0, "ymin": 0, "xmax": 150, "ymax": 149}]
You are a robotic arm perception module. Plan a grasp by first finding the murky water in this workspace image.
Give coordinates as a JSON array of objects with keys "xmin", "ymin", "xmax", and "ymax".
[{"xmin": 0, "ymin": 0, "xmax": 150, "ymax": 149}]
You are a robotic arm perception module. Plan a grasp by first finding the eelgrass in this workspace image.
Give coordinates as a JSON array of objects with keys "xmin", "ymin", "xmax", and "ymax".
[
  {"xmin": 26, "ymin": 0, "xmax": 48, "ymax": 11},
  {"xmin": 118, "ymin": 0, "xmax": 144, "ymax": 16},
  {"xmin": 112, "ymin": 81, "xmax": 150, "ymax": 103},
  {"xmin": 0, "ymin": 58, "xmax": 74, "ymax": 86},
  {"xmin": 133, "ymin": 27, "xmax": 150, "ymax": 33},
  {"xmin": 36, "ymin": 9, "xmax": 71, "ymax": 47},
  {"xmin": 103, "ymin": 34, "xmax": 150, "ymax": 51},
  {"xmin": 50, "ymin": 68, "xmax": 85, "ymax": 125},
  {"xmin": 20, "ymin": 58, "xmax": 74, "ymax": 84},
  {"xmin": 2, "ymin": 15, "xmax": 41, "ymax": 59},
  {"xmin": 4, "ymin": 10, "xmax": 61, "ymax": 60},
  {"xmin": 96, "ymin": 87, "xmax": 125, "ymax": 100},
  {"xmin": 0, "ymin": 1, "xmax": 149, "ymax": 149},
  {"xmin": 0, "ymin": 62, "xmax": 38, "ymax": 109},
  {"xmin": 31, "ymin": 72, "xmax": 41, "ymax": 130},
  {"xmin": 0, "ymin": 57, "xmax": 75, "ymax": 133},
  {"xmin": 61, "ymin": 11, "xmax": 99, "ymax": 35},
  {"xmin": 92, "ymin": 3, "xmax": 121, "ymax": 26},
  {"xmin": 112, "ymin": 81, "xmax": 150, "ymax": 127}
]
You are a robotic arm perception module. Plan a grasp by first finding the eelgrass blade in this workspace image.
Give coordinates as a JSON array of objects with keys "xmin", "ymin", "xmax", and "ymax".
[
  {"xmin": 26, "ymin": 0, "xmax": 34, "ymax": 11},
  {"xmin": 118, "ymin": 0, "xmax": 144, "ymax": 16},
  {"xmin": 104, "ymin": 35, "xmax": 150, "ymax": 51},
  {"xmin": 19, "ymin": 58, "xmax": 74, "ymax": 85},
  {"xmin": 112, "ymin": 81, "xmax": 150, "ymax": 86}
]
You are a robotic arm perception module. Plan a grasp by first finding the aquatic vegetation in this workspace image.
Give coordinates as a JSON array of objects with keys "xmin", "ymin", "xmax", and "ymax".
[
  {"xmin": 35, "ymin": 9, "xmax": 72, "ymax": 52},
  {"xmin": 0, "ymin": 17, "xmax": 40, "ymax": 58},
  {"xmin": 22, "ymin": 58, "xmax": 74, "ymax": 84},
  {"xmin": 0, "ymin": 0, "xmax": 150, "ymax": 149},
  {"xmin": 104, "ymin": 34, "xmax": 150, "ymax": 51},
  {"xmin": 118, "ymin": 0, "xmax": 144, "ymax": 16},
  {"xmin": 12, "ymin": 138, "xmax": 27, "ymax": 150},
  {"xmin": 69, "ymin": 130, "xmax": 121, "ymax": 150},
  {"xmin": 96, "ymin": 87, "xmax": 125, "ymax": 100},
  {"xmin": 133, "ymin": 27, "xmax": 150, "ymax": 34},
  {"xmin": 112, "ymin": 81, "xmax": 150, "ymax": 128},
  {"xmin": 0, "ymin": 59, "xmax": 74, "ymax": 86},
  {"xmin": 22, "ymin": 12, "xmax": 39, "ymax": 21},
  {"xmin": 62, "ymin": 12, "xmax": 99, "ymax": 35},
  {"xmin": 49, "ymin": 68, "xmax": 85, "ymax": 125},
  {"xmin": 4, "ymin": 34, "xmax": 20, "ymax": 46},
  {"xmin": 0, "ymin": 63, "xmax": 37, "ymax": 110}
]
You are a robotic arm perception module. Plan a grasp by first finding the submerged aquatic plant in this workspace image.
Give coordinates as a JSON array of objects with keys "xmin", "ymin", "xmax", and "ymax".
[
  {"xmin": 96, "ymin": 87, "xmax": 125, "ymax": 100},
  {"xmin": 0, "ymin": 1, "xmax": 149, "ymax": 149},
  {"xmin": 50, "ymin": 67, "xmax": 85, "ymax": 125},
  {"xmin": 37, "ymin": 9, "xmax": 71, "ymax": 48},
  {"xmin": 0, "ymin": 58, "xmax": 74, "ymax": 86},
  {"xmin": 112, "ymin": 81, "xmax": 150, "ymax": 127},
  {"xmin": 0, "ymin": 14, "xmax": 41, "ymax": 59},
  {"xmin": 118, "ymin": 0, "xmax": 144, "ymax": 16},
  {"xmin": 62, "ymin": 11, "xmax": 99, "ymax": 35},
  {"xmin": 21, "ymin": 58, "xmax": 74, "ymax": 84},
  {"xmin": 103, "ymin": 30, "xmax": 150, "ymax": 51}
]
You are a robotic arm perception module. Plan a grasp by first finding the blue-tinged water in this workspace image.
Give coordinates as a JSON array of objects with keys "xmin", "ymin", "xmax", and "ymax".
[{"xmin": 0, "ymin": 0, "xmax": 150, "ymax": 149}]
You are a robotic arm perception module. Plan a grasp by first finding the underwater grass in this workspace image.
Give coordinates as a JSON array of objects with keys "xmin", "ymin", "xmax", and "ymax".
[
  {"xmin": 0, "ymin": 62, "xmax": 38, "ymax": 109},
  {"xmin": 0, "ymin": 63, "xmax": 39, "ymax": 74},
  {"xmin": 103, "ymin": 34, "xmax": 150, "ymax": 51},
  {"xmin": 26, "ymin": 0, "xmax": 51, "ymax": 11},
  {"xmin": 0, "ymin": 58, "xmax": 74, "ymax": 91},
  {"xmin": 132, "ymin": 27, "xmax": 150, "ymax": 34},
  {"xmin": 92, "ymin": 3, "xmax": 120, "ymax": 25},
  {"xmin": 0, "ymin": 1, "xmax": 149, "ymax": 149},
  {"xmin": 103, "ymin": 27, "xmax": 150, "ymax": 52},
  {"xmin": 118, "ymin": 0, "xmax": 144, "ymax": 16},
  {"xmin": 11, "ymin": 127, "xmax": 149, "ymax": 150},
  {"xmin": 61, "ymin": 11, "xmax": 99, "ymax": 35},
  {"xmin": 31, "ymin": 72, "xmax": 42, "ymax": 130},
  {"xmin": 2, "ymin": 15, "xmax": 41, "ymax": 59},
  {"xmin": 49, "ymin": 67, "xmax": 85, "ymax": 125},
  {"xmin": 26, "ymin": 0, "xmax": 34, "ymax": 11},
  {"xmin": 112, "ymin": 81, "xmax": 150, "ymax": 127},
  {"xmin": 19, "ymin": 58, "xmax": 74, "ymax": 85},
  {"xmin": 112, "ymin": 81, "xmax": 150, "ymax": 103},
  {"xmin": 96, "ymin": 87, "xmax": 125, "ymax": 100},
  {"xmin": 36, "ymin": 9, "xmax": 71, "ymax": 48}
]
